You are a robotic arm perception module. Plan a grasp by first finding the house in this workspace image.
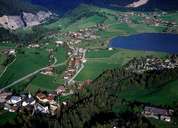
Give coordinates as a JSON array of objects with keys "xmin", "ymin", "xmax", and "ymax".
[
  {"xmin": 0, "ymin": 92, "xmax": 12, "ymax": 104},
  {"xmin": 22, "ymin": 94, "xmax": 36, "ymax": 107},
  {"xmin": 4, "ymin": 103, "xmax": 19, "ymax": 112},
  {"xmin": 36, "ymin": 92, "xmax": 55, "ymax": 103},
  {"xmin": 28, "ymin": 44, "xmax": 40, "ymax": 48},
  {"xmin": 8, "ymin": 49, "xmax": 16, "ymax": 55},
  {"xmin": 36, "ymin": 92, "xmax": 48, "ymax": 103},
  {"xmin": 8, "ymin": 96, "xmax": 22, "ymax": 104},
  {"xmin": 35, "ymin": 103, "xmax": 49, "ymax": 114},
  {"xmin": 143, "ymin": 106, "xmax": 174, "ymax": 122},
  {"xmin": 4, "ymin": 103, "xmax": 11, "ymax": 111},
  {"xmin": 50, "ymin": 103, "xmax": 58, "ymax": 115},
  {"xmin": 108, "ymin": 48, "xmax": 113, "ymax": 51},
  {"xmin": 84, "ymin": 80, "xmax": 92, "ymax": 86},
  {"xmin": 55, "ymin": 41, "xmax": 64, "ymax": 45},
  {"xmin": 40, "ymin": 67, "xmax": 54, "ymax": 76},
  {"xmin": 56, "ymin": 86, "xmax": 65, "ymax": 95}
]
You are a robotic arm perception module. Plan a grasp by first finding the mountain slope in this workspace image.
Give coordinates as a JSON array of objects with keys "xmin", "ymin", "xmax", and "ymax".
[
  {"xmin": 0, "ymin": 0, "xmax": 52, "ymax": 30},
  {"xmin": 0, "ymin": 0, "xmax": 46, "ymax": 16},
  {"xmin": 31, "ymin": 0, "xmax": 178, "ymax": 14}
]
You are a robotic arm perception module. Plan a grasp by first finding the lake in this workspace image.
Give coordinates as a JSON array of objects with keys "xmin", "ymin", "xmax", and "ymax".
[{"xmin": 109, "ymin": 33, "xmax": 178, "ymax": 53}]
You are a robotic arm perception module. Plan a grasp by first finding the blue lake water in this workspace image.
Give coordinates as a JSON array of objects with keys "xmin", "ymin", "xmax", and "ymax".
[{"xmin": 109, "ymin": 33, "xmax": 178, "ymax": 53}]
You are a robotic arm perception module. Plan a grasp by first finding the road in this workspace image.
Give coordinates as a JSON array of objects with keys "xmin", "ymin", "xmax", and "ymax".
[
  {"xmin": 0, "ymin": 58, "xmax": 65, "ymax": 91},
  {"xmin": 68, "ymin": 64, "xmax": 84, "ymax": 84},
  {"xmin": 0, "ymin": 56, "xmax": 16, "ymax": 79},
  {"xmin": 68, "ymin": 49, "xmax": 86, "ymax": 85},
  {"xmin": 0, "ymin": 46, "xmax": 85, "ymax": 91}
]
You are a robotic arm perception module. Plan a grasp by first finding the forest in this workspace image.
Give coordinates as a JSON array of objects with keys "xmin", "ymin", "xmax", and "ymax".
[{"xmin": 2, "ymin": 59, "xmax": 178, "ymax": 127}]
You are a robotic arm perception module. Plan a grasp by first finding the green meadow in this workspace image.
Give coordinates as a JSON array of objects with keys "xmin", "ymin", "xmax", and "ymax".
[
  {"xmin": 0, "ymin": 112, "xmax": 17, "ymax": 125},
  {"xmin": 76, "ymin": 48, "xmax": 167, "ymax": 81},
  {"xmin": 0, "ymin": 48, "xmax": 49, "ymax": 87},
  {"xmin": 0, "ymin": 43, "xmax": 68, "ymax": 91}
]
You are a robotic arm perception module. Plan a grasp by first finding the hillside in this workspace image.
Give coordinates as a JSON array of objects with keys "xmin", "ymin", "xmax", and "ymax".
[
  {"xmin": 40, "ymin": 63, "xmax": 178, "ymax": 128},
  {"xmin": 0, "ymin": 0, "xmax": 52, "ymax": 30},
  {"xmin": 3, "ymin": 59, "xmax": 178, "ymax": 127},
  {"xmin": 30, "ymin": 0, "xmax": 178, "ymax": 14},
  {"xmin": 0, "ymin": 0, "xmax": 46, "ymax": 16}
]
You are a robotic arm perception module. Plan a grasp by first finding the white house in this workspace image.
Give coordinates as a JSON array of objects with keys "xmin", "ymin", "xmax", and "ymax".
[
  {"xmin": 36, "ymin": 103, "xmax": 49, "ymax": 114},
  {"xmin": 108, "ymin": 48, "xmax": 113, "ymax": 51},
  {"xmin": 9, "ymin": 49, "xmax": 16, "ymax": 55},
  {"xmin": 56, "ymin": 41, "xmax": 64, "ymax": 45},
  {"xmin": 9, "ymin": 96, "xmax": 22, "ymax": 104}
]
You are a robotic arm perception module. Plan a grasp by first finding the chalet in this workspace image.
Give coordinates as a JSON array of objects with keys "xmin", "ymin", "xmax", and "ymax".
[
  {"xmin": 4, "ymin": 103, "xmax": 19, "ymax": 112},
  {"xmin": 35, "ymin": 103, "xmax": 49, "ymax": 114},
  {"xmin": 0, "ymin": 92, "xmax": 12, "ymax": 104},
  {"xmin": 56, "ymin": 86, "xmax": 65, "ymax": 95},
  {"xmin": 62, "ymin": 102, "xmax": 67, "ymax": 106},
  {"xmin": 68, "ymin": 52, "xmax": 72, "ymax": 56},
  {"xmin": 8, "ymin": 96, "xmax": 22, "ymax": 104},
  {"xmin": 28, "ymin": 44, "xmax": 40, "ymax": 48},
  {"xmin": 36, "ymin": 92, "xmax": 55, "ymax": 104},
  {"xmin": 36, "ymin": 92, "xmax": 47, "ymax": 103},
  {"xmin": 4, "ymin": 103, "xmax": 11, "ymax": 111},
  {"xmin": 50, "ymin": 103, "xmax": 58, "ymax": 115},
  {"xmin": 79, "ymin": 80, "xmax": 92, "ymax": 91},
  {"xmin": 8, "ymin": 49, "xmax": 16, "ymax": 55},
  {"xmin": 40, "ymin": 67, "xmax": 54, "ymax": 76},
  {"xmin": 22, "ymin": 94, "xmax": 36, "ymax": 107},
  {"xmin": 143, "ymin": 106, "xmax": 174, "ymax": 122},
  {"xmin": 84, "ymin": 80, "xmax": 92, "ymax": 86},
  {"xmin": 108, "ymin": 48, "xmax": 113, "ymax": 51},
  {"xmin": 55, "ymin": 41, "xmax": 64, "ymax": 45},
  {"xmin": 82, "ymin": 58, "xmax": 87, "ymax": 63}
]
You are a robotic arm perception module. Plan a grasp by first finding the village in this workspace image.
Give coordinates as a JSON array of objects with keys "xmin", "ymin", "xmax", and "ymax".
[
  {"xmin": 0, "ymin": 14, "xmax": 178, "ymax": 123},
  {"xmin": 0, "ymin": 87, "xmax": 70, "ymax": 116},
  {"xmin": 0, "ymin": 36, "xmax": 90, "ymax": 116},
  {"xmin": 126, "ymin": 55, "xmax": 178, "ymax": 73},
  {"xmin": 142, "ymin": 106, "xmax": 174, "ymax": 122},
  {"xmin": 117, "ymin": 11, "xmax": 178, "ymax": 29}
]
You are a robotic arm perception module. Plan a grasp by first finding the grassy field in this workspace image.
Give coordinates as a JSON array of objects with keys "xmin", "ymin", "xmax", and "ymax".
[
  {"xmin": 118, "ymin": 80, "xmax": 178, "ymax": 107},
  {"xmin": 160, "ymin": 12, "xmax": 178, "ymax": 23},
  {"xmin": 0, "ymin": 48, "xmax": 49, "ymax": 87},
  {"xmin": 26, "ymin": 74, "xmax": 59, "ymax": 93},
  {"xmin": 0, "ymin": 111, "xmax": 16, "ymax": 126},
  {"xmin": 0, "ymin": 42, "xmax": 16, "ymax": 50},
  {"xmin": 0, "ymin": 52, "xmax": 6, "ymax": 74},
  {"xmin": 25, "ymin": 45, "xmax": 68, "ymax": 93},
  {"xmin": 0, "ymin": 43, "xmax": 68, "ymax": 91},
  {"xmin": 86, "ymin": 49, "xmax": 118, "ymax": 58},
  {"xmin": 149, "ymin": 118, "xmax": 172, "ymax": 128},
  {"xmin": 75, "ymin": 48, "xmax": 167, "ymax": 81}
]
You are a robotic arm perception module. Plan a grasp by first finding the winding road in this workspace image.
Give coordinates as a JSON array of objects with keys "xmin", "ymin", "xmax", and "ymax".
[
  {"xmin": 0, "ymin": 45, "xmax": 86, "ymax": 91},
  {"xmin": 0, "ymin": 57, "xmax": 65, "ymax": 91}
]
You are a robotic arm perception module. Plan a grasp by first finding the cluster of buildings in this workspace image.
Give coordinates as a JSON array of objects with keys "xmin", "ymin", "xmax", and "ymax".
[
  {"xmin": 68, "ymin": 24, "xmax": 106, "ymax": 40},
  {"xmin": 64, "ymin": 47, "xmax": 86, "ymax": 85},
  {"xmin": 0, "ymin": 92, "xmax": 36, "ymax": 113},
  {"xmin": 35, "ymin": 91, "xmax": 59, "ymax": 115},
  {"xmin": 117, "ymin": 11, "xmax": 177, "ymax": 28},
  {"xmin": 126, "ymin": 56, "xmax": 178, "ymax": 73},
  {"xmin": 40, "ymin": 48, "xmax": 55, "ymax": 76},
  {"xmin": 142, "ymin": 15, "xmax": 177, "ymax": 28},
  {"xmin": 0, "ymin": 89, "xmax": 70, "ymax": 116},
  {"xmin": 41, "ymin": 67, "xmax": 54, "ymax": 76},
  {"xmin": 2, "ymin": 48, "xmax": 16, "ymax": 56},
  {"xmin": 27, "ymin": 44, "xmax": 40, "ymax": 48},
  {"xmin": 142, "ymin": 106, "xmax": 174, "ymax": 122}
]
